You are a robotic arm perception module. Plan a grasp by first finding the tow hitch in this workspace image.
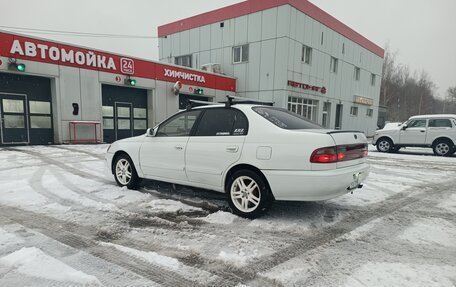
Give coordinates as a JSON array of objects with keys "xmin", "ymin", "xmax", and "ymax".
[{"xmin": 347, "ymin": 172, "xmax": 364, "ymax": 192}]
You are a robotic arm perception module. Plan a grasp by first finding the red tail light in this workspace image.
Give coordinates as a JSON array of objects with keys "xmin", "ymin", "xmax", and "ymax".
[{"xmin": 310, "ymin": 144, "xmax": 367, "ymax": 164}]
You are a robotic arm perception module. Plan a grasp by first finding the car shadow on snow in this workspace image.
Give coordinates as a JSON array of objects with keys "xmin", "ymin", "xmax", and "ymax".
[{"xmin": 139, "ymin": 179, "xmax": 342, "ymax": 225}]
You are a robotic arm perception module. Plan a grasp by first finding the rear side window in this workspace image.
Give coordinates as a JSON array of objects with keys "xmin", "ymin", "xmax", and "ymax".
[
  {"xmin": 194, "ymin": 108, "xmax": 248, "ymax": 136},
  {"xmin": 429, "ymin": 119, "xmax": 452, "ymax": 128},
  {"xmin": 253, "ymin": 107, "xmax": 322, "ymax": 130}
]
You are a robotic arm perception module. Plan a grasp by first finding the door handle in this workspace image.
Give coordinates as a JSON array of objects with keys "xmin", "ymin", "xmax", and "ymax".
[
  {"xmin": 175, "ymin": 145, "xmax": 184, "ymax": 150},
  {"xmin": 226, "ymin": 146, "xmax": 239, "ymax": 153},
  {"xmin": 420, "ymin": 130, "xmax": 426, "ymax": 133}
]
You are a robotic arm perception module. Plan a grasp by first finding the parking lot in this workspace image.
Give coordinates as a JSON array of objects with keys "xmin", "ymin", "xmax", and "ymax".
[{"xmin": 0, "ymin": 145, "xmax": 455, "ymax": 286}]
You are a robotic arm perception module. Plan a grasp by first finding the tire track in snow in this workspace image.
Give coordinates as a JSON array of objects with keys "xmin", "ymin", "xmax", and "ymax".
[
  {"xmin": 0, "ymin": 205, "xmax": 214, "ymax": 287},
  {"xmin": 244, "ymin": 178, "xmax": 456, "ymax": 285},
  {"xmin": 29, "ymin": 167, "xmax": 80, "ymax": 207},
  {"xmin": 50, "ymin": 145, "xmax": 105, "ymax": 160},
  {"xmin": 5, "ymin": 147, "xmax": 113, "ymax": 185},
  {"xmin": 52, "ymin": 168, "xmax": 116, "ymax": 206}
]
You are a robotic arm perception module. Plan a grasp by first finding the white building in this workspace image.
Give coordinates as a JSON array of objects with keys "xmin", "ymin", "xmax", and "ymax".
[
  {"xmin": 158, "ymin": 0, "xmax": 384, "ymax": 136},
  {"xmin": 0, "ymin": 30, "xmax": 235, "ymax": 145}
]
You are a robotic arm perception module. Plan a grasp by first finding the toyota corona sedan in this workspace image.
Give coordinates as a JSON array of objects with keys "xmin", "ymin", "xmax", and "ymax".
[{"xmin": 106, "ymin": 102, "xmax": 369, "ymax": 218}]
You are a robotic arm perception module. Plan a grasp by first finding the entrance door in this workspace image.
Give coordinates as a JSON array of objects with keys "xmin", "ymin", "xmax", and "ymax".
[
  {"xmin": 101, "ymin": 85, "xmax": 148, "ymax": 143},
  {"xmin": 115, "ymin": 102, "xmax": 133, "ymax": 141},
  {"xmin": 0, "ymin": 93, "xmax": 29, "ymax": 144},
  {"xmin": 335, "ymin": 104, "xmax": 343, "ymax": 130}
]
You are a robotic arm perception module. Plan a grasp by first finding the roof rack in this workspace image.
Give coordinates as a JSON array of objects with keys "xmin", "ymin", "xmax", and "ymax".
[
  {"xmin": 224, "ymin": 95, "xmax": 274, "ymax": 108},
  {"xmin": 186, "ymin": 99, "xmax": 219, "ymax": 111},
  {"xmin": 185, "ymin": 96, "xmax": 274, "ymax": 110}
]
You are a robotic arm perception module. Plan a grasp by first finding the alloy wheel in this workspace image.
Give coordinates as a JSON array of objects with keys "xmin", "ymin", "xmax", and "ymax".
[
  {"xmin": 378, "ymin": 140, "xmax": 390, "ymax": 152},
  {"xmin": 230, "ymin": 176, "xmax": 261, "ymax": 213},
  {"xmin": 435, "ymin": 143, "xmax": 450, "ymax": 156},
  {"xmin": 116, "ymin": 159, "xmax": 132, "ymax": 185}
]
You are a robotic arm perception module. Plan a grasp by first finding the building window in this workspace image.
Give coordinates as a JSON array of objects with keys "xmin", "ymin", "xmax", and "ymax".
[
  {"xmin": 342, "ymin": 43, "xmax": 345, "ymax": 54},
  {"xmin": 302, "ymin": 45, "xmax": 312, "ymax": 65},
  {"xmin": 330, "ymin": 57, "xmax": 338, "ymax": 73},
  {"xmin": 287, "ymin": 96, "xmax": 318, "ymax": 122},
  {"xmin": 233, "ymin": 44, "xmax": 249, "ymax": 63},
  {"xmin": 371, "ymin": 74, "xmax": 376, "ymax": 86},
  {"xmin": 366, "ymin": 108, "xmax": 373, "ymax": 117},
  {"xmin": 175, "ymin": 55, "xmax": 192, "ymax": 68},
  {"xmin": 354, "ymin": 67, "xmax": 360, "ymax": 81},
  {"xmin": 322, "ymin": 102, "xmax": 331, "ymax": 128},
  {"xmin": 321, "ymin": 32, "xmax": 324, "ymax": 45},
  {"xmin": 350, "ymin": 106, "xmax": 358, "ymax": 116}
]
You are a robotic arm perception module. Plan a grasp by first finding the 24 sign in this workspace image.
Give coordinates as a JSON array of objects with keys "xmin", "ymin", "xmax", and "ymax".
[{"xmin": 120, "ymin": 58, "xmax": 134, "ymax": 75}]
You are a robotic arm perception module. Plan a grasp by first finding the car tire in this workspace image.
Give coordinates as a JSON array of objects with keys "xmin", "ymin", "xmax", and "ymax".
[
  {"xmin": 227, "ymin": 169, "xmax": 273, "ymax": 219},
  {"xmin": 376, "ymin": 138, "xmax": 393, "ymax": 153},
  {"xmin": 392, "ymin": 146, "xmax": 401, "ymax": 153},
  {"xmin": 113, "ymin": 153, "xmax": 140, "ymax": 189},
  {"xmin": 432, "ymin": 139, "xmax": 454, "ymax": 157}
]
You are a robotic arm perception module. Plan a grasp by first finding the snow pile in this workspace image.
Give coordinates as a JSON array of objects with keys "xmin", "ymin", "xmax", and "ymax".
[
  {"xmin": 262, "ymin": 266, "xmax": 311, "ymax": 286},
  {"xmin": 438, "ymin": 193, "xmax": 456, "ymax": 213},
  {"xmin": 344, "ymin": 262, "xmax": 456, "ymax": 287},
  {"xmin": 399, "ymin": 218, "xmax": 456, "ymax": 247},
  {"xmin": 139, "ymin": 199, "xmax": 202, "ymax": 213},
  {"xmin": 0, "ymin": 247, "xmax": 100, "ymax": 285},
  {"xmin": 100, "ymin": 242, "xmax": 181, "ymax": 270},
  {"xmin": 0, "ymin": 228, "xmax": 24, "ymax": 248},
  {"xmin": 202, "ymin": 211, "xmax": 238, "ymax": 224},
  {"xmin": 218, "ymin": 247, "xmax": 259, "ymax": 266},
  {"xmin": 340, "ymin": 218, "xmax": 383, "ymax": 241}
]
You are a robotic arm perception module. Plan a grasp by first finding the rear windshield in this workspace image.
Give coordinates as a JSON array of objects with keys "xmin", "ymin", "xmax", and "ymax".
[{"xmin": 252, "ymin": 107, "xmax": 323, "ymax": 130}]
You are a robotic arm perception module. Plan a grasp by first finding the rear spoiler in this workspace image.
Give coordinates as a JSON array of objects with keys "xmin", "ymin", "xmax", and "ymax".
[{"xmin": 326, "ymin": 130, "xmax": 364, "ymax": 135}]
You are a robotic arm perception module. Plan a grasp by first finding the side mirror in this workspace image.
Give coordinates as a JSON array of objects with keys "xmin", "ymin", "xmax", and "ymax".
[
  {"xmin": 146, "ymin": 127, "xmax": 158, "ymax": 137},
  {"xmin": 401, "ymin": 125, "xmax": 408, "ymax": 130}
]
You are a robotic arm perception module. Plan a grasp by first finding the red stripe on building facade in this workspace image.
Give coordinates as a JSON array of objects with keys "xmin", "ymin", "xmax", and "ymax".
[{"xmin": 0, "ymin": 31, "xmax": 236, "ymax": 92}]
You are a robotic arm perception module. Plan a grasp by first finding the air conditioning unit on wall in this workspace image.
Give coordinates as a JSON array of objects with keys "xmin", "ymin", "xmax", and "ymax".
[{"xmin": 201, "ymin": 63, "xmax": 223, "ymax": 74}]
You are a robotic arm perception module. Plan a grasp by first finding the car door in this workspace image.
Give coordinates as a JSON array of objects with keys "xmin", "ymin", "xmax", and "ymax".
[
  {"xmin": 426, "ymin": 118, "xmax": 454, "ymax": 145},
  {"xmin": 185, "ymin": 108, "xmax": 248, "ymax": 188},
  {"xmin": 399, "ymin": 119, "xmax": 427, "ymax": 145},
  {"xmin": 139, "ymin": 110, "xmax": 201, "ymax": 181}
]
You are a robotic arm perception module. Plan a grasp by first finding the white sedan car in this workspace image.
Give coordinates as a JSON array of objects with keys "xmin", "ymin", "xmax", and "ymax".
[{"xmin": 106, "ymin": 104, "xmax": 369, "ymax": 218}]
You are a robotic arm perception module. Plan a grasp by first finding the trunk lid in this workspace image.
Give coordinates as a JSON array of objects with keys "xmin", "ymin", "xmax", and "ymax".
[{"xmin": 327, "ymin": 130, "xmax": 368, "ymax": 168}]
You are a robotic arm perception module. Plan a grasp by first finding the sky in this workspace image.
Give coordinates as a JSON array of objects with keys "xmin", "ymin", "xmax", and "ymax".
[{"xmin": 1, "ymin": 0, "xmax": 455, "ymax": 97}]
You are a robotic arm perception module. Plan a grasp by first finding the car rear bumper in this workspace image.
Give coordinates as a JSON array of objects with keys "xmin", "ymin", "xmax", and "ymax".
[{"xmin": 262, "ymin": 163, "xmax": 370, "ymax": 201}]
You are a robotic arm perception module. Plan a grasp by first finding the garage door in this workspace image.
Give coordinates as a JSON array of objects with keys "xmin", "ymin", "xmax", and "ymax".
[
  {"xmin": 0, "ymin": 73, "xmax": 53, "ymax": 145},
  {"xmin": 101, "ymin": 85, "xmax": 148, "ymax": 143}
]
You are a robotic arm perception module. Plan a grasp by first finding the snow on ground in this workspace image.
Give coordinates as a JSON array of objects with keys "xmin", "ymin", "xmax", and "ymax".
[
  {"xmin": 139, "ymin": 199, "xmax": 203, "ymax": 213},
  {"xmin": 100, "ymin": 242, "xmax": 181, "ymax": 270},
  {"xmin": 399, "ymin": 217, "xmax": 456, "ymax": 247},
  {"xmin": 0, "ymin": 247, "xmax": 101, "ymax": 285},
  {"xmin": 0, "ymin": 228, "xmax": 24, "ymax": 248},
  {"xmin": 343, "ymin": 263, "xmax": 456, "ymax": 287},
  {"xmin": 202, "ymin": 211, "xmax": 239, "ymax": 224},
  {"xmin": 0, "ymin": 144, "xmax": 455, "ymax": 286}
]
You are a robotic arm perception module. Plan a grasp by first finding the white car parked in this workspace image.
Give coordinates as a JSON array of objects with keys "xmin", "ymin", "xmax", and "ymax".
[
  {"xmin": 106, "ymin": 102, "xmax": 369, "ymax": 218},
  {"xmin": 373, "ymin": 114, "xmax": 456, "ymax": 156}
]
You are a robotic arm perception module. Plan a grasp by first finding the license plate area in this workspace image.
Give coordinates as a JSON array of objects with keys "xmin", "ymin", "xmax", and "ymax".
[{"xmin": 347, "ymin": 172, "xmax": 362, "ymax": 190}]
